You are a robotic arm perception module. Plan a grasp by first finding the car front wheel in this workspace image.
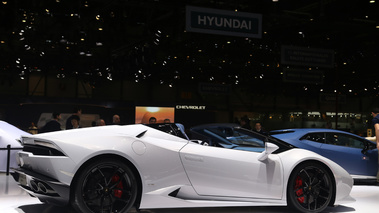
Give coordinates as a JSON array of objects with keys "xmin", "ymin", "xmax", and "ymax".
[
  {"xmin": 71, "ymin": 158, "xmax": 137, "ymax": 213},
  {"xmin": 287, "ymin": 162, "xmax": 333, "ymax": 213}
]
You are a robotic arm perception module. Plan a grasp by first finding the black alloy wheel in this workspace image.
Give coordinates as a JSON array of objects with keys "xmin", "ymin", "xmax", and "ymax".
[
  {"xmin": 287, "ymin": 162, "xmax": 333, "ymax": 213},
  {"xmin": 71, "ymin": 158, "xmax": 137, "ymax": 213}
]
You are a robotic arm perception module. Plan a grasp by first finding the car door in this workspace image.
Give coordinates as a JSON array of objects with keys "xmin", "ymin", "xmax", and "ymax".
[
  {"xmin": 179, "ymin": 143, "xmax": 283, "ymax": 199},
  {"xmin": 320, "ymin": 132, "xmax": 377, "ymax": 176}
]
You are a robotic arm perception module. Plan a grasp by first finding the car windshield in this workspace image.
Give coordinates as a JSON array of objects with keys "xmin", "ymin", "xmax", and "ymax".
[{"xmin": 203, "ymin": 127, "xmax": 265, "ymax": 148}]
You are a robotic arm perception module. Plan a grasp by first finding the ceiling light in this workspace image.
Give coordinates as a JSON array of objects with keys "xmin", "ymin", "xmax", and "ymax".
[{"xmin": 107, "ymin": 73, "xmax": 112, "ymax": 81}]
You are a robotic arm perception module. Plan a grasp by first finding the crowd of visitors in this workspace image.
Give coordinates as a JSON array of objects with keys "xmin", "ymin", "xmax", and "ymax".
[{"xmin": 27, "ymin": 107, "xmax": 176, "ymax": 135}]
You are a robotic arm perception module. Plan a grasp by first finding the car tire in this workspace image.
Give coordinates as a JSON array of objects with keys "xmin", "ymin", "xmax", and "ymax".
[
  {"xmin": 287, "ymin": 161, "xmax": 333, "ymax": 213},
  {"xmin": 71, "ymin": 158, "xmax": 138, "ymax": 213}
]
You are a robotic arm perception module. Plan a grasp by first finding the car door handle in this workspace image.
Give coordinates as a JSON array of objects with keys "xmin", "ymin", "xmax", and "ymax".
[{"xmin": 184, "ymin": 155, "xmax": 204, "ymax": 162}]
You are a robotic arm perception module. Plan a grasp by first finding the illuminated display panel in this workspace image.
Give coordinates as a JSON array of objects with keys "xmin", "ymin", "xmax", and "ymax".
[{"xmin": 135, "ymin": 106, "xmax": 175, "ymax": 124}]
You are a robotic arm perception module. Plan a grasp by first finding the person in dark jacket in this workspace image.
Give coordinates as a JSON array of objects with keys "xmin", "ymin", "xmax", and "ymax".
[
  {"xmin": 66, "ymin": 107, "xmax": 82, "ymax": 129},
  {"xmin": 70, "ymin": 115, "xmax": 80, "ymax": 129},
  {"xmin": 371, "ymin": 107, "xmax": 379, "ymax": 183},
  {"xmin": 253, "ymin": 121, "xmax": 267, "ymax": 135},
  {"xmin": 39, "ymin": 112, "xmax": 61, "ymax": 133},
  {"xmin": 239, "ymin": 116, "xmax": 251, "ymax": 130}
]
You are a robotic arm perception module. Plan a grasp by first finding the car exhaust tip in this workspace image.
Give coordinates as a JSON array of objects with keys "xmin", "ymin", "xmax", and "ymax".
[
  {"xmin": 30, "ymin": 180, "xmax": 39, "ymax": 192},
  {"xmin": 38, "ymin": 182, "xmax": 48, "ymax": 194}
]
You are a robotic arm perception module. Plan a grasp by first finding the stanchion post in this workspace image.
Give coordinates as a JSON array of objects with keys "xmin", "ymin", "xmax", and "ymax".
[{"xmin": 6, "ymin": 144, "xmax": 11, "ymax": 176}]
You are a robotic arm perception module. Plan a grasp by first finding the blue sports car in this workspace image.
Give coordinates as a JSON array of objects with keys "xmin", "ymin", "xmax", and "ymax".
[{"xmin": 270, "ymin": 128, "xmax": 378, "ymax": 182}]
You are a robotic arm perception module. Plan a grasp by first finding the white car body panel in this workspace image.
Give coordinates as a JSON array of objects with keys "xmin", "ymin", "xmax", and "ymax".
[
  {"xmin": 180, "ymin": 143, "xmax": 283, "ymax": 199},
  {"xmin": 13, "ymin": 124, "xmax": 354, "ymax": 210},
  {"xmin": 0, "ymin": 120, "xmax": 29, "ymax": 172}
]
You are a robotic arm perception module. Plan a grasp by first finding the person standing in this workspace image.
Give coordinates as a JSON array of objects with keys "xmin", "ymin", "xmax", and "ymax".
[
  {"xmin": 253, "ymin": 121, "xmax": 266, "ymax": 135},
  {"xmin": 149, "ymin": 117, "xmax": 157, "ymax": 124},
  {"xmin": 112, "ymin": 114, "xmax": 121, "ymax": 125},
  {"xmin": 97, "ymin": 119, "xmax": 106, "ymax": 126},
  {"xmin": 70, "ymin": 115, "xmax": 80, "ymax": 129},
  {"xmin": 39, "ymin": 112, "xmax": 61, "ymax": 133},
  {"xmin": 27, "ymin": 122, "xmax": 38, "ymax": 134},
  {"xmin": 239, "ymin": 116, "xmax": 251, "ymax": 130},
  {"xmin": 371, "ymin": 108, "xmax": 379, "ymax": 183},
  {"xmin": 66, "ymin": 107, "xmax": 82, "ymax": 129}
]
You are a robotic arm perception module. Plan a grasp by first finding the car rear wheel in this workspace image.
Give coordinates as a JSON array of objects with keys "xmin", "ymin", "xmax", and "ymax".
[
  {"xmin": 71, "ymin": 158, "xmax": 137, "ymax": 213},
  {"xmin": 287, "ymin": 162, "xmax": 333, "ymax": 213}
]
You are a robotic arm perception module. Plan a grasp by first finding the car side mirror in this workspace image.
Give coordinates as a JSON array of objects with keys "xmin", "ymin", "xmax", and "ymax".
[{"xmin": 258, "ymin": 142, "xmax": 279, "ymax": 161}]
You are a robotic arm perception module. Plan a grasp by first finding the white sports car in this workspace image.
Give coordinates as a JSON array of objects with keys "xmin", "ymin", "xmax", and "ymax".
[{"xmin": 11, "ymin": 123, "xmax": 354, "ymax": 213}]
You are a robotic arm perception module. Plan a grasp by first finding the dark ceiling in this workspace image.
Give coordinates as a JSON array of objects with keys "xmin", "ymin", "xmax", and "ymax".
[{"xmin": 0, "ymin": 0, "xmax": 378, "ymax": 96}]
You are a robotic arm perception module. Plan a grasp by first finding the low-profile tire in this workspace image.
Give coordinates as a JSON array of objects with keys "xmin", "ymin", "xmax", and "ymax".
[
  {"xmin": 287, "ymin": 161, "xmax": 333, "ymax": 213},
  {"xmin": 71, "ymin": 158, "xmax": 138, "ymax": 213}
]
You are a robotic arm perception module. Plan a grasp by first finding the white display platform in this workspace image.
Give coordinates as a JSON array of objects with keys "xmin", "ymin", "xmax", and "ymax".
[{"xmin": 1, "ymin": 173, "xmax": 378, "ymax": 213}]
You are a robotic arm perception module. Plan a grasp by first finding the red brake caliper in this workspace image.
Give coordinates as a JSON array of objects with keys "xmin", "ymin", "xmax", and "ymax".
[
  {"xmin": 295, "ymin": 176, "xmax": 304, "ymax": 203},
  {"xmin": 111, "ymin": 175, "xmax": 123, "ymax": 198}
]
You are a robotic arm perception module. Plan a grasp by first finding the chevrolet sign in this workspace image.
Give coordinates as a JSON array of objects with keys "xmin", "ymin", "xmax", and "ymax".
[
  {"xmin": 176, "ymin": 105, "xmax": 206, "ymax": 110},
  {"xmin": 186, "ymin": 6, "xmax": 262, "ymax": 38}
]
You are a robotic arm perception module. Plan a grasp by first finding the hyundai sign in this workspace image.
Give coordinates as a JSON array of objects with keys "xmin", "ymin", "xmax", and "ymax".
[{"xmin": 186, "ymin": 6, "xmax": 262, "ymax": 38}]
